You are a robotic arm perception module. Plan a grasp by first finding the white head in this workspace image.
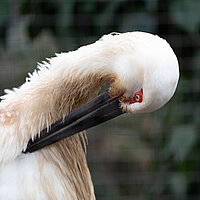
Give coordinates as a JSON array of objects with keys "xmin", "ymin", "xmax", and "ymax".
[{"xmin": 105, "ymin": 32, "xmax": 180, "ymax": 114}]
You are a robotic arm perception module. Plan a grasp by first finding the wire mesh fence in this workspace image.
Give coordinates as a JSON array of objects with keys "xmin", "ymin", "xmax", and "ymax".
[{"xmin": 0, "ymin": 0, "xmax": 199, "ymax": 199}]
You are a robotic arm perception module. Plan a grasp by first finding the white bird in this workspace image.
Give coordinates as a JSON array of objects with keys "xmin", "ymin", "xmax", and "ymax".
[{"xmin": 0, "ymin": 31, "xmax": 179, "ymax": 200}]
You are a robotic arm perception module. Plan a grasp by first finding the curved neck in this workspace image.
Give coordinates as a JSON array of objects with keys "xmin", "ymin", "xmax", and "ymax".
[{"xmin": 0, "ymin": 42, "xmax": 117, "ymax": 199}]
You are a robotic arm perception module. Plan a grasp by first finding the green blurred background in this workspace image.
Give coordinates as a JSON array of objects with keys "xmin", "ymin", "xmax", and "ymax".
[{"xmin": 0, "ymin": 0, "xmax": 199, "ymax": 199}]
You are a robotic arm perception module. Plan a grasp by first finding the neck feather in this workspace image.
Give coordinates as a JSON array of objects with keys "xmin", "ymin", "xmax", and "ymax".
[{"xmin": 0, "ymin": 45, "xmax": 115, "ymax": 199}]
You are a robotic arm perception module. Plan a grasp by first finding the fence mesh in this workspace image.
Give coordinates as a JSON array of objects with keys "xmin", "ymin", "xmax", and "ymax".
[{"xmin": 0, "ymin": 0, "xmax": 199, "ymax": 199}]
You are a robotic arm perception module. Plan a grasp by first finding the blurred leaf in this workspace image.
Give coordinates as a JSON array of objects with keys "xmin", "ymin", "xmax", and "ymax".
[
  {"xmin": 81, "ymin": 2, "xmax": 96, "ymax": 13},
  {"xmin": 6, "ymin": 16, "xmax": 30, "ymax": 53},
  {"xmin": 170, "ymin": 173, "xmax": 187, "ymax": 199},
  {"xmin": 165, "ymin": 125, "xmax": 196, "ymax": 161},
  {"xmin": 119, "ymin": 13, "xmax": 156, "ymax": 33},
  {"xmin": 193, "ymin": 50, "xmax": 200, "ymax": 71},
  {"xmin": 145, "ymin": 0, "xmax": 158, "ymax": 11},
  {"xmin": 32, "ymin": 30, "xmax": 58, "ymax": 57},
  {"xmin": 170, "ymin": 0, "xmax": 200, "ymax": 33},
  {"xmin": 57, "ymin": 2, "xmax": 74, "ymax": 36},
  {"xmin": 0, "ymin": 0, "xmax": 10, "ymax": 25},
  {"xmin": 97, "ymin": 1, "xmax": 122, "ymax": 34}
]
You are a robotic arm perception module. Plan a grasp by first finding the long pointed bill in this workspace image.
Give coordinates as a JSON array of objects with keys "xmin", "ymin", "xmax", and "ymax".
[{"xmin": 24, "ymin": 91, "xmax": 124, "ymax": 153}]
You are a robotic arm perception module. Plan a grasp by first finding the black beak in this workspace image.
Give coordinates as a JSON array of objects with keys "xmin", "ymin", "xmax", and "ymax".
[{"xmin": 24, "ymin": 91, "xmax": 124, "ymax": 153}]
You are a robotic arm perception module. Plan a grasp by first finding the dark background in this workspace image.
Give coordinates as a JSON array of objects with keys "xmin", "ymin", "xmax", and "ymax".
[{"xmin": 0, "ymin": 0, "xmax": 199, "ymax": 199}]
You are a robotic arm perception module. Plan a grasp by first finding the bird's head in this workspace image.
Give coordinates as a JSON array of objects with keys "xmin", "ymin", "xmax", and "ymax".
[{"xmin": 106, "ymin": 31, "xmax": 179, "ymax": 114}]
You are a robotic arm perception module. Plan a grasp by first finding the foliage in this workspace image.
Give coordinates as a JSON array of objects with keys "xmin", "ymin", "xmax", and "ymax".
[
  {"xmin": 0, "ymin": 0, "xmax": 199, "ymax": 199},
  {"xmin": 170, "ymin": 0, "xmax": 200, "ymax": 33}
]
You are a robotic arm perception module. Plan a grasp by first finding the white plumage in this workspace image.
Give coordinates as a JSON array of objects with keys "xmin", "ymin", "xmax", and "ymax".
[{"xmin": 0, "ymin": 32, "xmax": 179, "ymax": 199}]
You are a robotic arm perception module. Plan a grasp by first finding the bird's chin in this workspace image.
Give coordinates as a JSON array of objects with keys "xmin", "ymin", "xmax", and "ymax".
[
  {"xmin": 120, "ymin": 103, "xmax": 139, "ymax": 114},
  {"xmin": 121, "ymin": 102, "xmax": 154, "ymax": 114}
]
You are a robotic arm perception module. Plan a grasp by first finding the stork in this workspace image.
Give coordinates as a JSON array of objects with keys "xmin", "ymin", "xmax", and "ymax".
[{"xmin": 0, "ymin": 32, "xmax": 179, "ymax": 200}]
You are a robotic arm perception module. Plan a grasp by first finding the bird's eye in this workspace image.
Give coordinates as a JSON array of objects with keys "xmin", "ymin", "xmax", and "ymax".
[
  {"xmin": 135, "ymin": 94, "xmax": 140, "ymax": 101},
  {"xmin": 134, "ymin": 89, "xmax": 143, "ymax": 103},
  {"xmin": 122, "ymin": 89, "xmax": 143, "ymax": 104}
]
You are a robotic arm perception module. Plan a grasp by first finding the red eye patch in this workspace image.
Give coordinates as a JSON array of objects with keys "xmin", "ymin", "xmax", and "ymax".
[{"xmin": 123, "ymin": 89, "xmax": 143, "ymax": 104}]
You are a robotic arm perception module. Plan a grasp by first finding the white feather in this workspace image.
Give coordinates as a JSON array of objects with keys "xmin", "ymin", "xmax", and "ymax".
[{"xmin": 0, "ymin": 31, "xmax": 179, "ymax": 199}]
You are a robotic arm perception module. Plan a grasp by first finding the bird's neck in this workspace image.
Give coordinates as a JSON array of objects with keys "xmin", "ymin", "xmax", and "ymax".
[{"xmin": 0, "ymin": 43, "xmax": 116, "ymax": 199}]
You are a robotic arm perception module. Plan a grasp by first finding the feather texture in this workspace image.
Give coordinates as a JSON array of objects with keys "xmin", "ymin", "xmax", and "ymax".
[{"xmin": 0, "ymin": 31, "xmax": 179, "ymax": 199}]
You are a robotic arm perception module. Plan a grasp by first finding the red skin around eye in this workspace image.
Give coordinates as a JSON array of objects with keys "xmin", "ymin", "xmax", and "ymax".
[{"xmin": 123, "ymin": 89, "xmax": 143, "ymax": 104}]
